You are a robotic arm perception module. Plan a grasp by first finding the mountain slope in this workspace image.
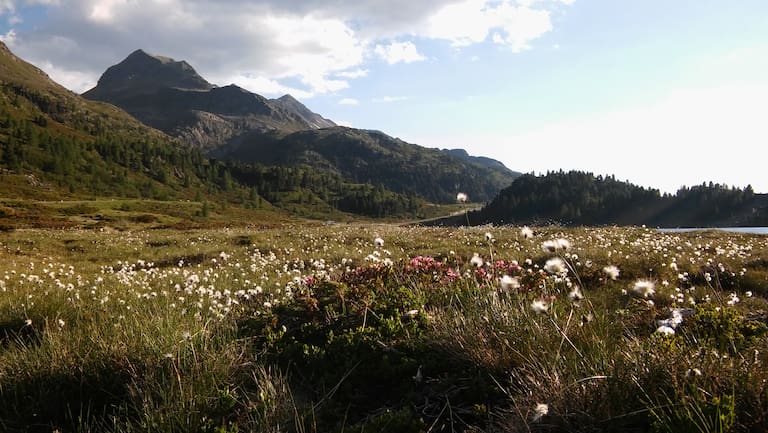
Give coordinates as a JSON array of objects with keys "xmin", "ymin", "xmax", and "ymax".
[
  {"xmin": 83, "ymin": 50, "xmax": 329, "ymax": 151},
  {"xmin": 84, "ymin": 49, "xmax": 520, "ymax": 205},
  {"xmin": 0, "ymin": 41, "xmax": 244, "ymax": 203},
  {"xmin": 217, "ymin": 126, "xmax": 521, "ymax": 203},
  {"xmin": 271, "ymin": 94, "xmax": 335, "ymax": 129}
]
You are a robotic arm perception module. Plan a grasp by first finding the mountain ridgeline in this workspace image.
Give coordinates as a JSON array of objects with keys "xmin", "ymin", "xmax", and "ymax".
[
  {"xmin": 0, "ymin": 41, "xmax": 225, "ymax": 202},
  {"xmin": 0, "ymin": 43, "xmax": 518, "ymax": 222},
  {"xmin": 460, "ymin": 171, "xmax": 768, "ymax": 227},
  {"xmin": 83, "ymin": 49, "xmax": 519, "ymax": 204},
  {"xmin": 215, "ymin": 127, "xmax": 517, "ymax": 204}
]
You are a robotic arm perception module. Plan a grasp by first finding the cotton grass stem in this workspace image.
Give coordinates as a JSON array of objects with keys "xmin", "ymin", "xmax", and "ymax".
[{"xmin": 549, "ymin": 313, "xmax": 584, "ymax": 360}]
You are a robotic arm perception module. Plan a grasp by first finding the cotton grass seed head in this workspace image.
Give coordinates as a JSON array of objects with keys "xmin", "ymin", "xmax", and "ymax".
[
  {"xmin": 531, "ymin": 299, "xmax": 549, "ymax": 314},
  {"xmin": 500, "ymin": 275, "xmax": 520, "ymax": 291},
  {"xmin": 374, "ymin": 237, "xmax": 384, "ymax": 247},
  {"xmin": 656, "ymin": 325, "xmax": 675, "ymax": 336},
  {"xmin": 568, "ymin": 286, "xmax": 584, "ymax": 304},
  {"xmin": 456, "ymin": 192, "xmax": 468, "ymax": 203},
  {"xmin": 632, "ymin": 279, "xmax": 656, "ymax": 298},
  {"xmin": 603, "ymin": 265, "xmax": 620, "ymax": 280},
  {"xmin": 541, "ymin": 238, "xmax": 571, "ymax": 253},
  {"xmin": 532, "ymin": 403, "xmax": 549, "ymax": 422},
  {"xmin": 544, "ymin": 257, "xmax": 568, "ymax": 275},
  {"xmin": 520, "ymin": 226, "xmax": 533, "ymax": 239},
  {"xmin": 470, "ymin": 253, "xmax": 484, "ymax": 268}
]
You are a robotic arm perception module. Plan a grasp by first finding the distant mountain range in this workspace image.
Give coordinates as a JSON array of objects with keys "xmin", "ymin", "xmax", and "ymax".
[
  {"xmin": 7, "ymin": 43, "xmax": 760, "ymax": 227},
  {"xmin": 0, "ymin": 42, "xmax": 519, "ymax": 223},
  {"xmin": 82, "ymin": 49, "xmax": 520, "ymax": 203}
]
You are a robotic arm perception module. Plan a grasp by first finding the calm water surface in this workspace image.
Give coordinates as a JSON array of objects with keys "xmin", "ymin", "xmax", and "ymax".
[{"xmin": 658, "ymin": 227, "xmax": 768, "ymax": 235}]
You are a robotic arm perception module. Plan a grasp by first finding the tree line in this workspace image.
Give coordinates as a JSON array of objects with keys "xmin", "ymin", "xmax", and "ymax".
[{"xmin": 471, "ymin": 170, "xmax": 766, "ymax": 227}]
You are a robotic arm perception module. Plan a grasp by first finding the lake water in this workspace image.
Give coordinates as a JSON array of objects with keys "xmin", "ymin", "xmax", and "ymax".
[{"xmin": 658, "ymin": 227, "xmax": 768, "ymax": 235}]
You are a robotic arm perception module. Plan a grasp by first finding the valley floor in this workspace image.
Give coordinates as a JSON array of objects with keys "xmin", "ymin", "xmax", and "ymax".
[{"xmin": 1, "ymin": 223, "xmax": 767, "ymax": 432}]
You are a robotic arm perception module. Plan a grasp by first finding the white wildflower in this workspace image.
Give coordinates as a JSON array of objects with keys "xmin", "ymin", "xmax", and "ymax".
[
  {"xmin": 470, "ymin": 253, "xmax": 484, "ymax": 268},
  {"xmin": 532, "ymin": 403, "xmax": 549, "ymax": 422},
  {"xmin": 500, "ymin": 275, "xmax": 520, "ymax": 291},
  {"xmin": 531, "ymin": 299, "xmax": 549, "ymax": 314},
  {"xmin": 727, "ymin": 293, "xmax": 740, "ymax": 306},
  {"xmin": 544, "ymin": 257, "xmax": 568, "ymax": 275},
  {"xmin": 602, "ymin": 265, "xmax": 620, "ymax": 280},
  {"xmin": 403, "ymin": 309, "xmax": 420, "ymax": 319},
  {"xmin": 568, "ymin": 286, "xmax": 584, "ymax": 304},
  {"xmin": 520, "ymin": 226, "xmax": 534, "ymax": 239},
  {"xmin": 541, "ymin": 238, "xmax": 571, "ymax": 253},
  {"xmin": 456, "ymin": 192, "xmax": 468, "ymax": 203},
  {"xmin": 632, "ymin": 279, "xmax": 656, "ymax": 298}
]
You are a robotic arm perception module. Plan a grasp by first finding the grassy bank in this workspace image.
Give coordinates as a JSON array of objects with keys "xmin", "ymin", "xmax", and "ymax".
[{"xmin": 1, "ymin": 224, "xmax": 767, "ymax": 432}]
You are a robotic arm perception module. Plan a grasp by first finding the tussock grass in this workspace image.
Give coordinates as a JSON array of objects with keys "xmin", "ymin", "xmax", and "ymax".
[{"xmin": 0, "ymin": 224, "xmax": 766, "ymax": 432}]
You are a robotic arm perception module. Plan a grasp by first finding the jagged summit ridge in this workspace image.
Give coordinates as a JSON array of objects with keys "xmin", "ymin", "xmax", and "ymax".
[
  {"xmin": 82, "ymin": 49, "xmax": 333, "ymax": 150},
  {"xmin": 271, "ymin": 94, "xmax": 335, "ymax": 129},
  {"xmin": 84, "ymin": 49, "xmax": 213, "ymax": 99}
]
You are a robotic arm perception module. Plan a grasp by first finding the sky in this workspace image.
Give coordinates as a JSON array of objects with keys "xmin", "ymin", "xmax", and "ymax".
[{"xmin": 1, "ymin": 0, "xmax": 767, "ymax": 194}]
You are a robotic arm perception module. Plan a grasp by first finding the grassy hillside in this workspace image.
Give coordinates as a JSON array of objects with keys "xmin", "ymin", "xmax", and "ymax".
[{"xmin": 0, "ymin": 43, "xmax": 462, "ymax": 222}]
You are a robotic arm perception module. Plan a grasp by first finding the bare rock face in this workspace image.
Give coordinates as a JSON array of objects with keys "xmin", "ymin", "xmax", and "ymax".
[
  {"xmin": 271, "ymin": 94, "xmax": 335, "ymax": 129},
  {"xmin": 83, "ymin": 49, "xmax": 334, "ymax": 151}
]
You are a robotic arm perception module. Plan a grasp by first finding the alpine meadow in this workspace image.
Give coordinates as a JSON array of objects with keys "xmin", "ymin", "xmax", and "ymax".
[{"xmin": 2, "ymin": 1, "xmax": 768, "ymax": 432}]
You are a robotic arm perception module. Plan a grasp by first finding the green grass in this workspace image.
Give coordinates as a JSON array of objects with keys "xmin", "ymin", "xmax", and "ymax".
[{"xmin": 0, "ymin": 224, "xmax": 767, "ymax": 432}]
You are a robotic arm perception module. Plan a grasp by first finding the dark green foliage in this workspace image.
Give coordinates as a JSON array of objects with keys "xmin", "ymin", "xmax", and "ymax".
[
  {"xmin": 227, "ymin": 162, "xmax": 422, "ymax": 218},
  {"xmin": 470, "ymin": 170, "xmax": 768, "ymax": 227},
  {"xmin": 240, "ymin": 262, "xmax": 501, "ymax": 432},
  {"xmin": 220, "ymin": 127, "xmax": 520, "ymax": 204}
]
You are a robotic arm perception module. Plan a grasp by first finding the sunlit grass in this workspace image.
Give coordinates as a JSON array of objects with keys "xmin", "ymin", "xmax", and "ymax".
[{"xmin": 0, "ymin": 224, "xmax": 767, "ymax": 431}]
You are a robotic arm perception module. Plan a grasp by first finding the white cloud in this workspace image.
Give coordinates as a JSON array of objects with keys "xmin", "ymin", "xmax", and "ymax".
[
  {"xmin": 8, "ymin": 0, "xmax": 367, "ymax": 96},
  {"xmin": 0, "ymin": 0, "xmax": 14, "ymax": 15},
  {"xmin": 489, "ymin": 3, "xmax": 552, "ymax": 52},
  {"xmin": 37, "ymin": 60, "xmax": 98, "ymax": 93},
  {"xmin": 424, "ymin": 0, "xmax": 493, "ymax": 46},
  {"xmin": 336, "ymin": 68, "xmax": 369, "ymax": 79},
  {"xmin": 374, "ymin": 41, "xmax": 426, "ymax": 64},
  {"xmin": 373, "ymin": 96, "xmax": 408, "ymax": 103},
  {"xmin": 4, "ymin": 0, "xmax": 572, "ymax": 94},
  {"xmin": 422, "ymin": 0, "xmax": 554, "ymax": 50},
  {"xmin": 339, "ymin": 98, "xmax": 359, "ymax": 105},
  {"xmin": 1, "ymin": 28, "xmax": 17, "ymax": 45},
  {"xmin": 218, "ymin": 74, "xmax": 313, "ymax": 99}
]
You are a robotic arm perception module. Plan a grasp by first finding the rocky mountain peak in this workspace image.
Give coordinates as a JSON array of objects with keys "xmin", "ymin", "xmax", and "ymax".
[
  {"xmin": 83, "ymin": 49, "xmax": 213, "ymax": 98},
  {"xmin": 270, "ymin": 94, "xmax": 335, "ymax": 129}
]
